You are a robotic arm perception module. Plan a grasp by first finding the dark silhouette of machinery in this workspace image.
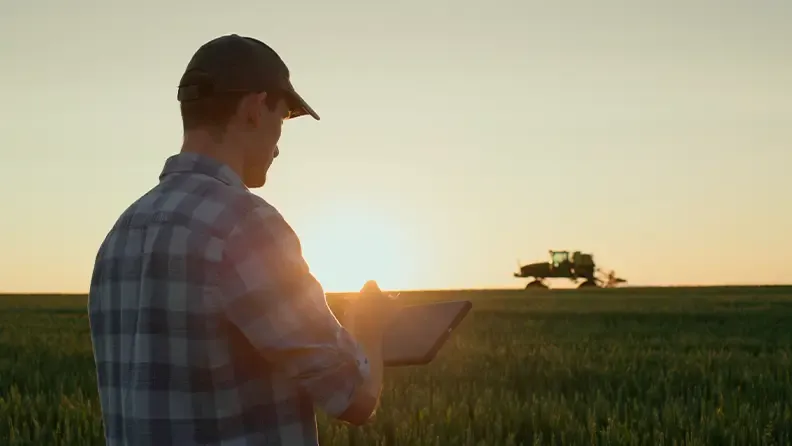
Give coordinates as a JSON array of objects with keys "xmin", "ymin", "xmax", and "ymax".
[{"xmin": 514, "ymin": 250, "xmax": 627, "ymax": 289}]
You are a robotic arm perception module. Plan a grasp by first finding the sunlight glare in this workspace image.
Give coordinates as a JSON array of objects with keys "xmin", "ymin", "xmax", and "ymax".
[{"xmin": 296, "ymin": 207, "xmax": 416, "ymax": 292}]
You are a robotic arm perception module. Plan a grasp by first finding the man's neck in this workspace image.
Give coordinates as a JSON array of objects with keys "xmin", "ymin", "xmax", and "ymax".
[{"xmin": 180, "ymin": 130, "xmax": 244, "ymax": 180}]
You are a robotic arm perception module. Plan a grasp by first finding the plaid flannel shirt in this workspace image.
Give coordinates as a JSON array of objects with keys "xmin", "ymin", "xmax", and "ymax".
[{"xmin": 88, "ymin": 152, "xmax": 370, "ymax": 445}]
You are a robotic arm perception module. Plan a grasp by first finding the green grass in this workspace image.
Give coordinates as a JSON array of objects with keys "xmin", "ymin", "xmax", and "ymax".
[{"xmin": 2, "ymin": 286, "xmax": 792, "ymax": 445}]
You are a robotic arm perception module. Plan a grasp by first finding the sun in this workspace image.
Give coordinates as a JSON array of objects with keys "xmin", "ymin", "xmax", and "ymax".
[{"xmin": 294, "ymin": 207, "xmax": 417, "ymax": 293}]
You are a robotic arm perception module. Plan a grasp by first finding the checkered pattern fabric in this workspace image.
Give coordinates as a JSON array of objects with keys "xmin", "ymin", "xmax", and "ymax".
[{"xmin": 88, "ymin": 152, "xmax": 370, "ymax": 445}]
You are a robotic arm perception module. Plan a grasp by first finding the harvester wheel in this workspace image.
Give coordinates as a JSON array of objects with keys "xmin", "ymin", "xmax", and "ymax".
[{"xmin": 525, "ymin": 280, "xmax": 548, "ymax": 289}]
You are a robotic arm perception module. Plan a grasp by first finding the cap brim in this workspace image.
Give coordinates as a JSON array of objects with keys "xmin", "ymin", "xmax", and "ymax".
[{"xmin": 284, "ymin": 86, "xmax": 320, "ymax": 121}]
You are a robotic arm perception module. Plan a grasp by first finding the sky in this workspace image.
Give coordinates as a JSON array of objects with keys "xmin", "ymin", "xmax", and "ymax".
[{"xmin": 1, "ymin": 0, "xmax": 790, "ymax": 293}]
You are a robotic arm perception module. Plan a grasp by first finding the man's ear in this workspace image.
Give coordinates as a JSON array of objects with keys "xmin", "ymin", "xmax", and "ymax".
[{"xmin": 240, "ymin": 92, "xmax": 268, "ymax": 128}]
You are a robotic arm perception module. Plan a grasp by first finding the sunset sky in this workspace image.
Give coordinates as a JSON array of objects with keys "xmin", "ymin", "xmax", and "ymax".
[{"xmin": 1, "ymin": 0, "xmax": 790, "ymax": 293}]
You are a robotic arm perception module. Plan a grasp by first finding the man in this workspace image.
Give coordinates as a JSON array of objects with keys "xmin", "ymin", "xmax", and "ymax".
[{"xmin": 88, "ymin": 34, "xmax": 398, "ymax": 445}]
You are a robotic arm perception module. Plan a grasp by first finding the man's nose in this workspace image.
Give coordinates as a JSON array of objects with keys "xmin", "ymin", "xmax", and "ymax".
[{"xmin": 274, "ymin": 145, "xmax": 279, "ymax": 158}]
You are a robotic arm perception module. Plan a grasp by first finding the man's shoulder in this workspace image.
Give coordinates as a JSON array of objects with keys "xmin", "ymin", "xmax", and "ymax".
[
  {"xmin": 98, "ymin": 176, "xmax": 294, "ymax": 257},
  {"xmin": 224, "ymin": 192, "xmax": 302, "ymax": 260},
  {"xmin": 115, "ymin": 175, "xmax": 280, "ymax": 231},
  {"xmin": 231, "ymin": 193, "xmax": 290, "ymax": 231}
]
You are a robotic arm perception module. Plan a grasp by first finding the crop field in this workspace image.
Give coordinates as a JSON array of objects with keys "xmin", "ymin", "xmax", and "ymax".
[{"xmin": 2, "ymin": 286, "xmax": 792, "ymax": 445}]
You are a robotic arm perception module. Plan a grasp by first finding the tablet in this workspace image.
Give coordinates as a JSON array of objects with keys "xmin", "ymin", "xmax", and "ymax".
[{"xmin": 381, "ymin": 300, "xmax": 472, "ymax": 367}]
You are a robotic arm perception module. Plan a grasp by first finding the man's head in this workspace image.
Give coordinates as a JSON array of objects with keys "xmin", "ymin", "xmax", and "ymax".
[{"xmin": 177, "ymin": 34, "xmax": 319, "ymax": 188}]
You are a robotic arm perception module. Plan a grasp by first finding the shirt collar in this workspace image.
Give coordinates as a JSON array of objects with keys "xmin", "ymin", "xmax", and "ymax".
[{"xmin": 159, "ymin": 152, "xmax": 247, "ymax": 189}]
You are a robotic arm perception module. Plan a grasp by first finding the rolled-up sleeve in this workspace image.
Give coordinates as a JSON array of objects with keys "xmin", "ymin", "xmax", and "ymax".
[{"xmin": 215, "ymin": 203, "xmax": 370, "ymax": 417}]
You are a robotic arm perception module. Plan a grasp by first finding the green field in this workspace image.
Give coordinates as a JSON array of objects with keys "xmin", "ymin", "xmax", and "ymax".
[{"xmin": 2, "ymin": 286, "xmax": 792, "ymax": 445}]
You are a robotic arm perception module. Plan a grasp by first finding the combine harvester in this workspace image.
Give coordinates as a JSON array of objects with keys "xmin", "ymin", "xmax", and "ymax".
[{"xmin": 514, "ymin": 250, "xmax": 627, "ymax": 289}]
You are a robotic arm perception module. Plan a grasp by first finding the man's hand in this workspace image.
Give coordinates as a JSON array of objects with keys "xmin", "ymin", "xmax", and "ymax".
[
  {"xmin": 342, "ymin": 280, "xmax": 402, "ymax": 336},
  {"xmin": 335, "ymin": 280, "xmax": 401, "ymax": 425}
]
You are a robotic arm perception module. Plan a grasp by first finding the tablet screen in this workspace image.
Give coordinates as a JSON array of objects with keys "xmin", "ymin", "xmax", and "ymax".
[{"xmin": 382, "ymin": 300, "xmax": 471, "ymax": 366}]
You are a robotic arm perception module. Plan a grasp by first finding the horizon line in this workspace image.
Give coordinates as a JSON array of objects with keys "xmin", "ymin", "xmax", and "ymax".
[{"xmin": 2, "ymin": 283, "xmax": 792, "ymax": 296}]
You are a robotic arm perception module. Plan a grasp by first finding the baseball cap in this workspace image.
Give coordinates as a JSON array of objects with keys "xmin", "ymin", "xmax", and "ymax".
[{"xmin": 177, "ymin": 34, "xmax": 319, "ymax": 120}]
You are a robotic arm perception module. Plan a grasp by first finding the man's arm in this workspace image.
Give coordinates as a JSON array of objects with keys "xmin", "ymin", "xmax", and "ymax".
[
  {"xmin": 215, "ymin": 203, "xmax": 384, "ymax": 425},
  {"xmin": 335, "ymin": 304, "xmax": 387, "ymax": 424}
]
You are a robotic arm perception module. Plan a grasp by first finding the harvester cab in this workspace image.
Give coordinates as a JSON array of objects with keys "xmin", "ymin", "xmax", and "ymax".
[{"xmin": 550, "ymin": 250, "xmax": 570, "ymax": 268}]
